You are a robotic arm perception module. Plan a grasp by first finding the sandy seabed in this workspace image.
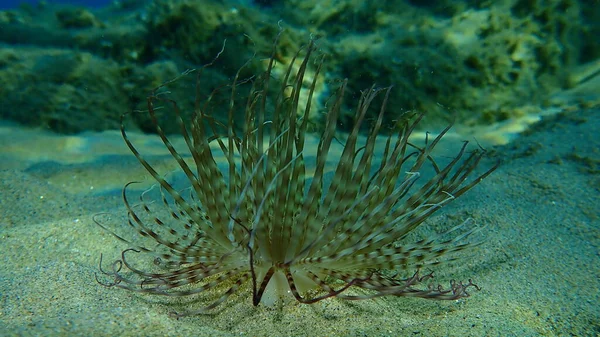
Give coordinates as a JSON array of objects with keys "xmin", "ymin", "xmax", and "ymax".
[{"xmin": 0, "ymin": 109, "xmax": 598, "ymax": 337}]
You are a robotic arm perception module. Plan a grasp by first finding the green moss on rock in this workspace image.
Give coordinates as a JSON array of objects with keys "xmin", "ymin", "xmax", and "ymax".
[{"xmin": 0, "ymin": 48, "xmax": 127, "ymax": 133}]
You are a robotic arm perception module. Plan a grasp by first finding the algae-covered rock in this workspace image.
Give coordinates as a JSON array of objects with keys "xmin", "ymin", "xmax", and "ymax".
[
  {"xmin": 0, "ymin": 47, "xmax": 128, "ymax": 133},
  {"xmin": 0, "ymin": 0, "xmax": 596, "ymax": 136},
  {"xmin": 332, "ymin": 31, "xmax": 479, "ymax": 129},
  {"xmin": 55, "ymin": 8, "xmax": 102, "ymax": 29},
  {"xmin": 143, "ymin": 0, "xmax": 279, "ymax": 69},
  {"xmin": 438, "ymin": 0, "xmax": 584, "ymax": 125}
]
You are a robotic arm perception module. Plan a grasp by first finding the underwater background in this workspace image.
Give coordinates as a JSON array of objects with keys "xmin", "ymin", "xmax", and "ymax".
[{"xmin": 0, "ymin": 0, "xmax": 598, "ymax": 336}]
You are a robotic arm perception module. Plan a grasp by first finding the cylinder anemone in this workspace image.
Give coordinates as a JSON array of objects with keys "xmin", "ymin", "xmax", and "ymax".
[{"xmin": 96, "ymin": 34, "xmax": 496, "ymax": 317}]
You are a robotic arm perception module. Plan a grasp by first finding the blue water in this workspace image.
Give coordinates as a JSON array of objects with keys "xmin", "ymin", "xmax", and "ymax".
[
  {"xmin": 0, "ymin": 0, "xmax": 112, "ymax": 10},
  {"xmin": 0, "ymin": 0, "xmax": 256, "ymax": 9}
]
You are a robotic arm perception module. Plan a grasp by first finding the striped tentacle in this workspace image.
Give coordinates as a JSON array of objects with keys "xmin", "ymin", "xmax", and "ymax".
[{"xmin": 289, "ymin": 79, "xmax": 347, "ymax": 260}]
